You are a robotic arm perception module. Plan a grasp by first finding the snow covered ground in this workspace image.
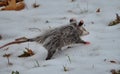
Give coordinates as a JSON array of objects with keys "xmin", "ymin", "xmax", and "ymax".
[{"xmin": 0, "ymin": 0, "xmax": 120, "ymax": 74}]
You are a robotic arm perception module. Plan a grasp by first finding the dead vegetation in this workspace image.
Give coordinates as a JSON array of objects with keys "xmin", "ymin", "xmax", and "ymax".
[
  {"xmin": 0, "ymin": 0, "xmax": 8, "ymax": 7},
  {"xmin": 3, "ymin": 53, "xmax": 13, "ymax": 65},
  {"xmin": 96, "ymin": 8, "xmax": 100, "ymax": 13},
  {"xmin": 0, "ymin": 0, "xmax": 41, "ymax": 10},
  {"xmin": 104, "ymin": 59, "xmax": 118, "ymax": 64},
  {"xmin": 32, "ymin": 3, "xmax": 40, "ymax": 8},
  {"xmin": 11, "ymin": 71, "xmax": 20, "ymax": 74},
  {"xmin": 18, "ymin": 48, "xmax": 34, "ymax": 57},
  {"xmin": 63, "ymin": 66, "xmax": 69, "ymax": 72},
  {"xmin": 32, "ymin": 0, "xmax": 40, "ymax": 8},
  {"xmin": 111, "ymin": 69, "xmax": 120, "ymax": 74},
  {"xmin": 108, "ymin": 13, "xmax": 120, "ymax": 26},
  {"xmin": 0, "ymin": 35, "xmax": 2, "ymax": 40},
  {"xmin": 0, "ymin": 0, "xmax": 25, "ymax": 11}
]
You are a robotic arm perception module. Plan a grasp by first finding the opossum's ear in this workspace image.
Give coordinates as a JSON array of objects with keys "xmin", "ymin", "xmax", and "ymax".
[
  {"xmin": 69, "ymin": 18, "xmax": 77, "ymax": 23},
  {"xmin": 69, "ymin": 18, "xmax": 77, "ymax": 27},
  {"xmin": 78, "ymin": 20, "xmax": 84, "ymax": 26}
]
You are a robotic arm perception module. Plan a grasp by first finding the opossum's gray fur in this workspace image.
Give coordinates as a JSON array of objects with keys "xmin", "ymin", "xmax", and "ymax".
[{"xmin": 28, "ymin": 20, "xmax": 89, "ymax": 60}]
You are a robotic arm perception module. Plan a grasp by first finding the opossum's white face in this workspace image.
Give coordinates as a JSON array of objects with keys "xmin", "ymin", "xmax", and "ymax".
[
  {"xmin": 79, "ymin": 26, "xmax": 89, "ymax": 36},
  {"xmin": 78, "ymin": 20, "xmax": 89, "ymax": 36},
  {"xmin": 69, "ymin": 18, "xmax": 89, "ymax": 36}
]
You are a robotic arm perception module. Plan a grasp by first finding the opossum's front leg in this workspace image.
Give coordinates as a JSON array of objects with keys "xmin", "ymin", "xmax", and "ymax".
[{"xmin": 46, "ymin": 50, "xmax": 56, "ymax": 60}]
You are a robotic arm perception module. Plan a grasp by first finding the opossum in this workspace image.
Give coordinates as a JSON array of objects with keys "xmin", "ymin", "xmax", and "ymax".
[
  {"xmin": 0, "ymin": 18, "xmax": 90, "ymax": 60},
  {"xmin": 27, "ymin": 18, "xmax": 89, "ymax": 60}
]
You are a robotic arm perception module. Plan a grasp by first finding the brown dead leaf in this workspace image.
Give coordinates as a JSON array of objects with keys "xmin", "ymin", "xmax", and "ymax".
[
  {"xmin": 1, "ymin": 0, "xmax": 25, "ymax": 11},
  {"xmin": 104, "ymin": 59, "xmax": 117, "ymax": 64},
  {"xmin": 96, "ymin": 8, "xmax": 100, "ymax": 13},
  {"xmin": 33, "ymin": 3, "xmax": 40, "ymax": 8},
  {"xmin": 111, "ymin": 69, "xmax": 117, "ymax": 74},
  {"xmin": 25, "ymin": 48, "xmax": 34, "ymax": 56},
  {"xmin": 111, "ymin": 69, "xmax": 120, "ymax": 74},
  {"xmin": 18, "ymin": 48, "xmax": 34, "ymax": 57},
  {"xmin": 0, "ymin": 0, "xmax": 8, "ymax": 7},
  {"xmin": 3, "ymin": 53, "xmax": 11, "ymax": 58},
  {"xmin": 108, "ymin": 13, "xmax": 120, "ymax": 26},
  {"xmin": 110, "ymin": 60, "xmax": 117, "ymax": 64}
]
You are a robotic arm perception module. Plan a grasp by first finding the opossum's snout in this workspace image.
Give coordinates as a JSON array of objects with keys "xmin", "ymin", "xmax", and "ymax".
[
  {"xmin": 82, "ymin": 30, "xmax": 89, "ymax": 36},
  {"xmin": 79, "ymin": 26, "xmax": 89, "ymax": 36}
]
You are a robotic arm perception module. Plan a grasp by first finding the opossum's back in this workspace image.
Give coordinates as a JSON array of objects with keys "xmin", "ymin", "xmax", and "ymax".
[
  {"xmin": 43, "ymin": 26, "xmax": 73, "ymax": 50},
  {"xmin": 43, "ymin": 34, "xmax": 62, "ymax": 51},
  {"xmin": 44, "ymin": 26, "xmax": 80, "ymax": 48}
]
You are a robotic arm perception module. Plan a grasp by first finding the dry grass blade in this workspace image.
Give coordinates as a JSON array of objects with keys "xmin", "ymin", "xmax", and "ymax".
[
  {"xmin": 0, "ymin": 35, "xmax": 2, "ymax": 40},
  {"xmin": 3, "ymin": 53, "xmax": 13, "ymax": 65},
  {"xmin": 63, "ymin": 66, "xmax": 69, "ymax": 72}
]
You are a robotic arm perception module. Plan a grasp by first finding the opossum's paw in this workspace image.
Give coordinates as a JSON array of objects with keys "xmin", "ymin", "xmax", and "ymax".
[{"xmin": 84, "ymin": 41, "xmax": 90, "ymax": 45}]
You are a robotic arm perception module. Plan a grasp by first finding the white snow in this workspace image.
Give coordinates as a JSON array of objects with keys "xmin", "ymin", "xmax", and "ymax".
[{"xmin": 0, "ymin": 0, "xmax": 120, "ymax": 74}]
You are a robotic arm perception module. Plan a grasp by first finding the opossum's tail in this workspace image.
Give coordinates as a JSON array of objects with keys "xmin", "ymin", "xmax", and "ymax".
[{"xmin": 0, "ymin": 37, "xmax": 35, "ymax": 49}]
